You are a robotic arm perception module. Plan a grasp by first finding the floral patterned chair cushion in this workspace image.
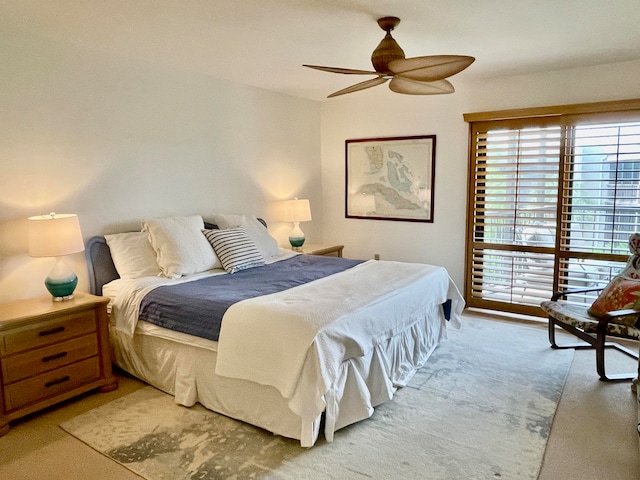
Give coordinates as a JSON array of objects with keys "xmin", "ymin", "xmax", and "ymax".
[{"xmin": 540, "ymin": 300, "xmax": 640, "ymax": 339}]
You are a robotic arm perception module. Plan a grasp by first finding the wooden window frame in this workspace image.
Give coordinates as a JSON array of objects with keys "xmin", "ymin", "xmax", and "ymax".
[{"xmin": 464, "ymin": 99, "xmax": 640, "ymax": 317}]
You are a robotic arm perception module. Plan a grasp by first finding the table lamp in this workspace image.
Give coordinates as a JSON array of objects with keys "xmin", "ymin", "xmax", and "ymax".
[
  {"xmin": 281, "ymin": 198, "xmax": 312, "ymax": 250},
  {"xmin": 28, "ymin": 213, "xmax": 85, "ymax": 301}
]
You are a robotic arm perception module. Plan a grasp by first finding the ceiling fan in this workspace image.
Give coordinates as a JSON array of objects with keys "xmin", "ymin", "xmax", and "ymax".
[{"xmin": 304, "ymin": 16, "xmax": 474, "ymax": 98}]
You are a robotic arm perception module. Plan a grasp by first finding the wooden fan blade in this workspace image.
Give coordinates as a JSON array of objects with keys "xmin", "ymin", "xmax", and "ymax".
[
  {"xmin": 389, "ymin": 77, "xmax": 455, "ymax": 95},
  {"xmin": 328, "ymin": 77, "xmax": 388, "ymax": 98},
  {"xmin": 388, "ymin": 55, "xmax": 475, "ymax": 81},
  {"xmin": 303, "ymin": 64, "xmax": 379, "ymax": 75}
]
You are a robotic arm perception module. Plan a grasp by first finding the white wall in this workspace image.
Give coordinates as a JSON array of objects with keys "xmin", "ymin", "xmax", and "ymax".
[
  {"xmin": 0, "ymin": 26, "xmax": 321, "ymax": 302},
  {"xmin": 320, "ymin": 59, "xmax": 640, "ymax": 289}
]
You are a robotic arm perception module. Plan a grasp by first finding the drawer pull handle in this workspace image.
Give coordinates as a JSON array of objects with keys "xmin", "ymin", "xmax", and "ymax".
[
  {"xmin": 44, "ymin": 376, "xmax": 70, "ymax": 388},
  {"xmin": 42, "ymin": 351, "xmax": 68, "ymax": 363},
  {"xmin": 39, "ymin": 326, "xmax": 65, "ymax": 336}
]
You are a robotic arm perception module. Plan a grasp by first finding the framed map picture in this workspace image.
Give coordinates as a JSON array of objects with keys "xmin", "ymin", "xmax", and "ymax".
[{"xmin": 345, "ymin": 135, "xmax": 436, "ymax": 222}]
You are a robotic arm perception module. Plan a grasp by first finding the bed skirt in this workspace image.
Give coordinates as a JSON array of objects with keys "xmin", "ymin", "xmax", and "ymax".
[{"xmin": 109, "ymin": 304, "xmax": 448, "ymax": 446}]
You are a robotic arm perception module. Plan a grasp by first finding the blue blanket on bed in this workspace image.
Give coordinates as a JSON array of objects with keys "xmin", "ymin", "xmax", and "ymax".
[{"xmin": 138, "ymin": 255, "xmax": 364, "ymax": 341}]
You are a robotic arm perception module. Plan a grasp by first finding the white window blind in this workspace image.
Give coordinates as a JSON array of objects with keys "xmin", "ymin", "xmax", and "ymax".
[
  {"xmin": 561, "ymin": 122, "xmax": 640, "ymax": 255},
  {"xmin": 468, "ymin": 123, "xmax": 561, "ymax": 314}
]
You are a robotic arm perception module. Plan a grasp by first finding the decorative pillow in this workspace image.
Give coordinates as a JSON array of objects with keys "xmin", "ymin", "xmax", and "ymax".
[
  {"xmin": 142, "ymin": 215, "xmax": 221, "ymax": 279},
  {"xmin": 206, "ymin": 213, "xmax": 281, "ymax": 260},
  {"xmin": 588, "ymin": 276, "xmax": 640, "ymax": 327},
  {"xmin": 104, "ymin": 232, "xmax": 161, "ymax": 279},
  {"xmin": 202, "ymin": 227, "xmax": 265, "ymax": 274}
]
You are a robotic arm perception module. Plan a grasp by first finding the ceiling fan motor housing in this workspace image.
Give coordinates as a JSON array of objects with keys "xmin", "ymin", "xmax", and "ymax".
[{"xmin": 371, "ymin": 34, "xmax": 405, "ymax": 74}]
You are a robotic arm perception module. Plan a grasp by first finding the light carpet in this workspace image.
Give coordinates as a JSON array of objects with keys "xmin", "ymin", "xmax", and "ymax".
[{"xmin": 60, "ymin": 317, "xmax": 573, "ymax": 479}]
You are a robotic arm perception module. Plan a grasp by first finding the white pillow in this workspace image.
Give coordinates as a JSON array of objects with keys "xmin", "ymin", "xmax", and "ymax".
[
  {"xmin": 206, "ymin": 213, "xmax": 281, "ymax": 260},
  {"xmin": 104, "ymin": 232, "xmax": 161, "ymax": 279},
  {"xmin": 203, "ymin": 227, "xmax": 265, "ymax": 274},
  {"xmin": 142, "ymin": 215, "xmax": 221, "ymax": 279}
]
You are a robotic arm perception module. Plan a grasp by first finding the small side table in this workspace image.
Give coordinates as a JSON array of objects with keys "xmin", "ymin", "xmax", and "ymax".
[
  {"xmin": 299, "ymin": 244, "xmax": 344, "ymax": 257},
  {"xmin": 0, "ymin": 292, "xmax": 117, "ymax": 436}
]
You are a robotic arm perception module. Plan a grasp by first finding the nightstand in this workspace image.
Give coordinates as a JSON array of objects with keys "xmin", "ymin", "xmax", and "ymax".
[
  {"xmin": 0, "ymin": 292, "xmax": 117, "ymax": 436},
  {"xmin": 299, "ymin": 244, "xmax": 344, "ymax": 257}
]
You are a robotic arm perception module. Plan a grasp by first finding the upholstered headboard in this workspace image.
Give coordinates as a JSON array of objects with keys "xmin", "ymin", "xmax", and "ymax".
[
  {"xmin": 85, "ymin": 218, "xmax": 268, "ymax": 296},
  {"xmin": 85, "ymin": 236, "xmax": 119, "ymax": 296}
]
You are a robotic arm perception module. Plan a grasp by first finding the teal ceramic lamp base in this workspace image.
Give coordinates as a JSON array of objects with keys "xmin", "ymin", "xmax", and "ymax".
[
  {"xmin": 289, "ymin": 222, "xmax": 306, "ymax": 251},
  {"xmin": 45, "ymin": 257, "xmax": 78, "ymax": 301}
]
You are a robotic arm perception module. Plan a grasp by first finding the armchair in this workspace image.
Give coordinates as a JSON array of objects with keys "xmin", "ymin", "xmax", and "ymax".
[
  {"xmin": 540, "ymin": 233, "xmax": 640, "ymax": 386},
  {"xmin": 541, "ymin": 287, "xmax": 640, "ymax": 382}
]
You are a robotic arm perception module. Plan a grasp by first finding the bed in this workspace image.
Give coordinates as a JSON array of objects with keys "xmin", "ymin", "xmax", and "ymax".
[{"xmin": 86, "ymin": 214, "xmax": 464, "ymax": 447}]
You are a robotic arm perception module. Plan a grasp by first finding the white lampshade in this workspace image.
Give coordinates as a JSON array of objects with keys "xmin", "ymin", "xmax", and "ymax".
[
  {"xmin": 281, "ymin": 198, "xmax": 312, "ymax": 223},
  {"xmin": 28, "ymin": 213, "xmax": 84, "ymax": 301},
  {"xmin": 28, "ymin": 213, "xmax": 85, "ymax": 257}
]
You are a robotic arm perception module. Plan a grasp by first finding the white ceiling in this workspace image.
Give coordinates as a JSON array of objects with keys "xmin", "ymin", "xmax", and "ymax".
[{"xmin": 4, "ymin": 0, "xmax": 640, "ymax": 101}]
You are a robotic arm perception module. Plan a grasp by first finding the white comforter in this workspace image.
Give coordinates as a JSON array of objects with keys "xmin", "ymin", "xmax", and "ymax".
[{"xmin": 217, "ymin": 260, "xmax": 461, "ymax": 397}]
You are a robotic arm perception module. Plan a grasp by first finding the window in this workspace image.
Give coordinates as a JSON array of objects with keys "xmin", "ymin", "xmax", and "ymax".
[{"xmin": 464, "ymin": 100, "xmax": 640, "ymax": 317}]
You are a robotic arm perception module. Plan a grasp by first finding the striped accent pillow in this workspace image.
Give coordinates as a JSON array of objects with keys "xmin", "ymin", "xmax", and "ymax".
[{"xmin": 202, "ymin": 227, "xmax": 265, "ymax": 274}]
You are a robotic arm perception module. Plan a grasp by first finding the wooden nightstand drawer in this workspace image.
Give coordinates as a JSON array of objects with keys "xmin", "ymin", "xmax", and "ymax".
[
  {"xmin": 3, "ymin": 334, "xmax": 98, "ymax": 384},
  {"xmin": 4, "ymin": 356, "xmax": 101, "ymax": 411},
  {"xmin": 1, "ymin": 310, "xmax": 96, "ymax": 356}
]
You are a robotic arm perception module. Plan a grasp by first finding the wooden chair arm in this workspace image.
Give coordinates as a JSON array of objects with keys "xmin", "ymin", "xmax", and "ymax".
[
  {"xmin": 551, "ymin": 287, "xmax": 603, "ymax": 301},
  {"xmin": 597, "ymin": 308, "xmax": 640, "ymax": 334}
]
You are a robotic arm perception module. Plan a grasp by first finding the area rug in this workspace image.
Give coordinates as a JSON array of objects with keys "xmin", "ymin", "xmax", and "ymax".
[{"xmin": 60, "ymin": 316, "xmax": 573, "ymax": 479}]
